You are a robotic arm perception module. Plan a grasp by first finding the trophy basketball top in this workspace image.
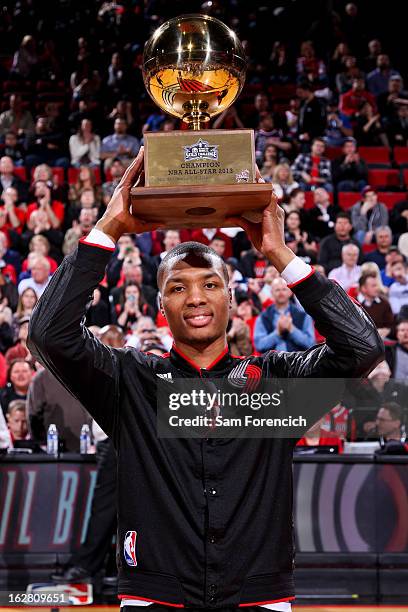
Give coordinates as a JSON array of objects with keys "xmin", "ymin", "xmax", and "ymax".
[{"xmin": 142, "ymin": 14, "xmax": 247, "ymax": 130}]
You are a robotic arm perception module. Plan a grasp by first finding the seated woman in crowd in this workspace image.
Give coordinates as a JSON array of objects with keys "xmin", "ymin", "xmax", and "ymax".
[
  {"xmin": 116, "ymin": 282, "xmax": 155, "ymax": 334},
  {"xmin": 285, "ymin": 210, "xmax": 318, "ymax": 256},
  {"xmin": 69, "ymin": 119, "xmax": 101, "ymax": 167},
  {"xmin": 271, "ymin": 163, "xmax": 299, "ymax": 201}
]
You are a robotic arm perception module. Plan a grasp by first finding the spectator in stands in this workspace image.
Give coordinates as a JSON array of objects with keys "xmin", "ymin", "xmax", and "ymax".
[
  {"xmin": 318, "ymin": 211, "xmax": 362, "ymax": 273},
  {"xmin": 106, "ymin": 52, "xmax": 127, "ymax": 101},
  {"xmin": 328, "ymin": 243, "xmax": 361, "ymax": 291},
  {"xmin": 110, "ymin": 260, "xmax": 157, "ymax": 314},
  {"xmin": 109, "ymin": 100, "xmax": 135, "ymax": 131},
  {"xmin": 0, "ymin": 94, "xmax": 35, "ymax": 137},
  {"xmin": 208, "ymin": 236, "xmax": 227, "ymax": 260},
  {"xmin": 191, "ymin": 228, "xmax": 233, "ymax": 259},
  {"xmin": 22, "ymin": 235, "xmax": 58, "ymax": 275},
  {"xmin": 296, "ymin": 40, "xmax": 327, "ymax": 85},
  {"xmin": 365, "ymin": 226, "xmax": 393, "ymax": 269},
  {"xmin": 18, "ymin": 255, "xmax": 51, "ymax": 297},
  {"xmin": 254, "ymin": 113, "xmax": 291, "ymax": 164},
  {"xmin": 390, "ymin": 197, "xmax": 408, "ymax": 237},
  {"xmin": 69, "ymin": 119, "xmax": 101, "ymax": 167},
  {"xmin": 1, "ymin": 186, "xmax": 26, "ymax": 239},
  {"xmin": 270, "ymin": 163, "xmax": 299, "ymax": 201},
  {"xmin": 282, "ymin": 188, "xmax": 306, "ymax": 218},
  {"xmin": 102, "ymin": 158, "xmax": 125, "ymax": 205},
  {"xmin": 339, "ymin": 77, "xmax": 376, "ymax": 119},
  {"xmin": 27, "ymin": 180, "xmax": 64, "ymax": 230},
  {"xmin": 152, "ymin": 230, "xmax": 181, "ymax": 268},
  {"xmin": 126, "ymin": 316, "xmax": 171, "ymax": 351},
  {"xmin": 375, "ymin": 402, "xmax": 405, "ymax": 443},
  {"xmin": 351, "ymin": 186, "xmax": 389, "ymax": 244},
  {"xmin": 227, "ymin": 307, "xmax": 252, "ymax": 357},
  {"xmin": 0, "ymin": 156, "xmax": 28, "ymax": 203},
  {"xmin": 381, "ymin": 248, "xmax": 404, "ymax": 287},
  {"xmin": 386, "ymin": 103, "xmax": 408, "ymax": 146},
  {"xmin": 62, "ymin": 208, "xmax": 96, "ymax": 254},
  {"xmin": 6, "ymin": 399, "xmax": 29, "ymax": 443},
  {"xmin": 212, "ymin": 106, "xmax": 245, "ymax": 130},
  {"xmin": 0, "ymin": 408, "xmax": 11, "ymax": 449},
  {"xmin": 304, "ymin": 187, "xmax": 338, "ymax": 239},
  {"xmin": 269, "ymin": 41, "xmax": 293, "ymax": 84},
  {"xmin": 388, "ymin": 260, "xmax": 408, "ymax": 314},
  {"xmin": 246, "ymin": 92, "xmax": 272, "ymax": 129},
  {"xmin": 11, "ymin": 34, "xmax": 39, "ymax": 79},
  {"xmin": 25, "ymin": 117, "xmax": 70, "ymax": 169},
  {"xmin": 285, "ymin": 98, "xmax": 300, "ymax": 139},
  {"xmin": 331, "ymin": 137, "xmax": 368, "ymax": 192},
  {"xmin": 296, "ymin": 81, "xmax": 327, "ymax": 142},
  {"xmin": 386, "ymin": 319, "xmax": 408, "ymax": 378},
  {"xmin": 357, "ymin": 272, "xmax": 394, "ymax": 338},
  {"xmin": 285, "ymin": 211, "xmax": 317, "ymax": 256},
  {"xmin": 354, "ymin": 101, "xmax": 390, "ymax": 146},
  {"xmin": 0, "ymin": 359, "xmax": 34, "ymax": 416},
  {"xmin": 235, "ymin": 292, "xmax": 259, "ymax": 350},
  {"xmin": 323, "ymin": 101, "xmax": 353, "ymax": 146},
  {"xmin": 367, "ymin": 54, "xmax": 401, "ymax": 97},
  {"xmin": 377, "ymin": 75, "xmax": 408, "ymax": 124},
  {"xmin": 0, "ymin": 132, "xmax": 26, "ymax": 165},
  {"xmin": 13, "ymin": 288, "xmax": 38, "ymax": 325},
  {"xmin": 259, "ymin": 144, "xmax": 279, "ymax": 181},
  {"xmin": 0, "ymin": 231, "xmax": 20, "ymax": 279},
  {"xmin": 329, "ymin": 42, "xmax": 351, "ymax": 81},
  {"xmin": 240, "ymin": 247, "xmax": 269, "ymax": 279},
  {"xmin": 70, "ymin": 60, "xmax": 102, "ymax": 102},
  {"xmin": 100, "ymin": 118, "xmax": 140, "ymax": 170},
  {"xmin": 335, "ymin": 55, "xmax": 365, "ymax": 94},
  {"xmin": 85, "ymin": 287, "xmax": 110, "ymax": 328},
  {"xmin": 364, "ymin": 39, "xmax": 383, "ymax": 73},
  {"xmin": 291, "ymin": 137, "xmax": 333, "ymax": 192},
  {"xmin": 254, "ymin": 277, "xmax": 314, "ymax": 353},
  {"xmin": 116, "ymin": 282, "xmax": 155, "ymax": 333}
]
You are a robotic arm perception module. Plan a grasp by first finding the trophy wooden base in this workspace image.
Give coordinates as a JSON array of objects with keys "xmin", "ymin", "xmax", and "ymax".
[{"xmin": 130, "ymin": 183, "xmax": 272, "ymax": 229}]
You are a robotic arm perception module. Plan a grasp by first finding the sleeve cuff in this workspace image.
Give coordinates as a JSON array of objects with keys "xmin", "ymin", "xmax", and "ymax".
[
  {"xmin": 281, "ymin": 257, "xmax": 313, "ymax": 287},
  {"xmin": 83, "ymin": 228, "xmax": 116, "ymax": 249}
]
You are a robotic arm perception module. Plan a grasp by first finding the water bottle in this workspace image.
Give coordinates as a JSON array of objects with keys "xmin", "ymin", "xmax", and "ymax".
[
  {"xmin": 47, "ymin": 424, "xmax": 59, "ymax": 457},
  {"xmin": 80, "ymin": 424, "xmax": 91, "ymax": 454}
]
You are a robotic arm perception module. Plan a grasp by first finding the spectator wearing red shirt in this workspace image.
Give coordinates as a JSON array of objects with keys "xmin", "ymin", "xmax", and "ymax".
[
  {"xmin": 339, "ymin": 77, "xmax": 377, "ymax": 119},
  {"xmin": 27, "ymin": 180, "xmax": 65, "ymax": 230},
  {"xmin": 235, "ymin": 291, "xmax": 259, "ymax": 353},
  {"xmin": 0, "ymin": 186, "xmax": 26, "ymax": 237},
  {"xmin": 21, "ymin": 235, "xmax": 58, "ymax": 275}
]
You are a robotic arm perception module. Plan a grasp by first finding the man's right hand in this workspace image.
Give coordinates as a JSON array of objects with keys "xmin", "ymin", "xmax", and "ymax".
[{"xmin": 95, "ymin": 147, "xmax": 159, "ymax": 243}]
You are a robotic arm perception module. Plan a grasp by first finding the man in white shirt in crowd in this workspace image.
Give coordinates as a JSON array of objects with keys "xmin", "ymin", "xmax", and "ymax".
[
  {"xmin": 388, "ymin": 260, "xmax": 408, "ymax": 315},
  {"xmin": 18, "ymin": 255, "xmax": 51, "ymax": 297},
  {"xmin": 328, "ymin": 243, "xmax": 361, "ymax": 291}
]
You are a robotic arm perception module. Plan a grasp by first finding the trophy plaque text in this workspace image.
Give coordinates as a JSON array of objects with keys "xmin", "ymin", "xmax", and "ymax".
[{"xmin": 131, "ymin": 14, "xmax": 272, "ymax": 229}]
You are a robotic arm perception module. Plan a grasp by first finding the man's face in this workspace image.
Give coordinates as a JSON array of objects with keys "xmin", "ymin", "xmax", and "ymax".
[
  {"xmin": 377, "ymin": 54, "xmax": 390, "ymax": 69},
  {"xmin": 335, "ymin": 217, "xmax": 352, "ymax": 238},
  {"xmin": 369, "ymin": 40, "xmax": 381, "ymax": 55},
  {"xmin": 0, "ymin": 156, "xmax": 14, "ymax": 174},
  {"xmin": 391, "ymin": 262, "xmax": 407, "ymax": 283},
  {"xmin": 10, "ymin": 363, "xmax": 32, "ymax": 389},
  {"xmin": 352, "ymin": 78, "xmax": 364, "ymax": 91},
  {"xmin": 364, "ymin": 190, "xmax": 378, "ymax": 205},
  {"xmin": 164, "ymin": 230, "xmax": 180, "ymax": 251},
  {"xmin": 376, "ymin": 229, "xmax": 392, "ymax": 249},
  {"xmin": 79, "ymin": 209, "xmax": 95, "ymax": 230},
  {"xmin": 397, "ymin": 322, "xmax": 408, "ymax": 348},
  {"xmin": 237, "ymin": 300, "xmax": 252, "ymax": 320},
  {"xmin": 160, "ymin": 258, "xmax": 230, "ymax": 346},
  {"xmin": 124, "ymin": 262, "xmax": 143, "ymax": 284},
  {"xmin": 313, "ymin": 187, "xmax": 329, "ymax": 206},
  {"xmin": 7, "ymin": 410, "xmax": 28, "ymax": 440},
  {"xmin": 114, "ymin": 119, "xmax": 127, "ymax": 135},
  {"xmin": 80, "ymin": 190, "xmax": 96, "ymax": 208},
  {"xmin": 5, "ymin": 133, "xmax": 17, "ymax": 147},
  {"xmin": 36, "ymin": 118, "xmax": 48, "ymax": 133},
  {"xmin": 342, "ymin": 246, "xmax": 359, "ymax": 267},
  {"xmin": 386, "ymin": 251, "xmax": 403, "ymax": 266},
  {"xmin": 255, "ymin": 94, "xmax": 268, "ymax": 111},
  {"xmin": 362, "ymin": 277, "xmax": 379, "ymax": 299},
  {"xmin": 389, "ymin": 78, "xmax": 402, "ymax": 93},
  {"xmin": 311, "ymin": 140, "xmax": 325, "ymax": 156},
  {"xmin": 209, "ymin": 238, "xmax": 225, "ymax": 258},
  {"xmin": 111, "ymin": 160, "xmax": 125, "ymax": 179},
  {"xmin": 271, "ymin": 278, "xmax": 292, "ymax": 307},
  {"xmin": 343, "ymin": 141, "xmax": 356, "ymax": 156},
  {"xmin": 31, "ymin": 261, "xmax": 49, "ymax": 283},
  {"xmin": 376, "ymin": 407, "xmax": 400, "ymax": 437},
  {"xmin": 260, "ymin": 114, "xmax": 274, "ymax": 131}
]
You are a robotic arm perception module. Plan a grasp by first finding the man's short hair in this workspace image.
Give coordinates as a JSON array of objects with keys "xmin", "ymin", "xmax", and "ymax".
[
  {"xmin": 335, "ymin": 211, "xmax": 351, "ymax": 222},
  {"xmin": 382, "ymin": 401, "xmax": 403, "ymax": 423},
  {"xmin": 312, "ymin": 137, "xmax": 325, "ymax": 145},
  {"xmin": 157, "ymin": 241, "xmax": 229, "ymax": 289},
  {"xmin": 8, "ymin": 399, "xmax": 26, "ymax": 415},
  {"xmin": 359, "ymin": 272, "xmax": 377, "ymax": 288}
]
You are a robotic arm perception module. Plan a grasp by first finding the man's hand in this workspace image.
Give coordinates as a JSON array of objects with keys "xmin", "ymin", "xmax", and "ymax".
[
  {"xmin": 226, "ymin": 187, "xmax": 295, "ymax": 273},
  {"xmin": 95, "ymin": 147, "xmax": 159, "ymax": 243}
]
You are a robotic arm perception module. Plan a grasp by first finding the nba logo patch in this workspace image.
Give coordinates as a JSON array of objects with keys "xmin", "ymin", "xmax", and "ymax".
[{"xmin": 124, "ymin": 531, "xmax": 138, "ymax": 567}]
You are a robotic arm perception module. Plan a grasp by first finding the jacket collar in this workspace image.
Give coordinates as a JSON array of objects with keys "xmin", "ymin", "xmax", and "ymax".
[{"xmin": 170, "ymin": 343, "xmax": 232, "ymax": 374}]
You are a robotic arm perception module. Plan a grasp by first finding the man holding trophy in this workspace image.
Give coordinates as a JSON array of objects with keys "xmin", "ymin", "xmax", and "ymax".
[{"xmin": 28, "ymin": 14, "xmax": 383, "ymax": 612}]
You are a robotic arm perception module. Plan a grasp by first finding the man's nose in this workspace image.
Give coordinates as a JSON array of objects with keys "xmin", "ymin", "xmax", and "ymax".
[{"xmin": 186, "ymin": 285, "xmax": 207, "ymax": 306}]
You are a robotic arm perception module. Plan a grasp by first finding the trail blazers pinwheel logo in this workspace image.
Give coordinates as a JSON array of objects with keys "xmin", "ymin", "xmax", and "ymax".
[
  {"xmin": 183, "ymin": 138, "xmax": 219, "ymax": 162},
  {"xmin": 228, "ymin": 359, "xmax": 262, "ymax": 392}
]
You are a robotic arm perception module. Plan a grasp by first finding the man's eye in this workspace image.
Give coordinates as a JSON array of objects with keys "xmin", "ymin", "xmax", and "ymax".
[
  {"xmin": 205, "ymin": 282, "xmax": 217, "ymax": 289},
  {"xmin": 173, "ymin": 286, "xmax": 184, "ymax": 292}
]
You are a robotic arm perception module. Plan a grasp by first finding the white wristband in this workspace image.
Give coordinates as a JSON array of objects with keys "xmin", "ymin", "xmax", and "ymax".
[
  {"xmin": 84, "ymin": 228, "xmax": 116, "ymax": 249},
  {"xmin": 281, "ymin": 257, "xmax": 313, "ymax": 286}
]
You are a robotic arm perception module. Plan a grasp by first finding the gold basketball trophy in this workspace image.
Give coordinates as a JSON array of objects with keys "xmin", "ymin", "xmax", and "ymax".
[{"xmin": 131, "ymin": 14, "xmax": 272, "ymax": 229}]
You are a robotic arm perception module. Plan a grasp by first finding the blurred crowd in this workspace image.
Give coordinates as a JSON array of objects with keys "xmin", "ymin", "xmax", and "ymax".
[{"xmin": 0, "ymin": 0, "xmax": 408, "ymax": 454}]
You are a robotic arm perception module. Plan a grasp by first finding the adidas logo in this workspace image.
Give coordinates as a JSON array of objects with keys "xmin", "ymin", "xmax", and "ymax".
[{"xmin": 156, "ymin": 372, "xmax": 174, "ymax": 383}]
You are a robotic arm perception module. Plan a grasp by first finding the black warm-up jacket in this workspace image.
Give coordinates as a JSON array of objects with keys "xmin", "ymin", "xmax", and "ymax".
[{"xmin": 28, "ymin": 241, "xmax": 383, "ymax": 609}]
